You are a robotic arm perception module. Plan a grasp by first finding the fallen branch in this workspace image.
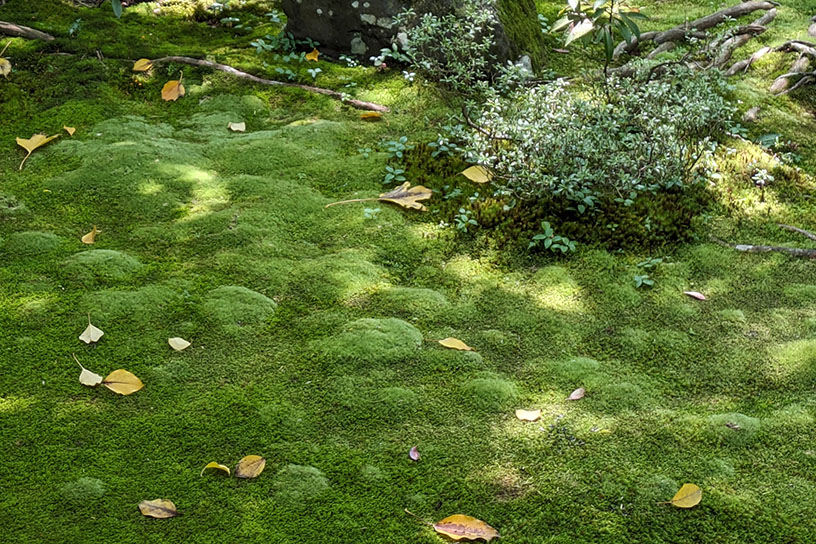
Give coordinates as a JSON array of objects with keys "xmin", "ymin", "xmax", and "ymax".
[
  {"xmin": 712, "ymin": 223, "xmax": 816, "ymax": 258},
  {"xmin": 724, "ymin": 46, "xmax": 771, "ymax": 76},
  {"xmin": 778, "ymin": 224, "xmax": 816, "ymax": 241},
  {"xmin": 0, "ymin": 21, "xmax": 55, "ymax": 42},
  {"xmin": 150, "ymin": 56, "xmax": 389, "ymax": 112},
  {"xmin": 709, "ymin": 9, "xmax": 777, "ymax": 68},
  {"xmin": 614, "ymin": 1, "xmax": 777, "ymax": 59}
]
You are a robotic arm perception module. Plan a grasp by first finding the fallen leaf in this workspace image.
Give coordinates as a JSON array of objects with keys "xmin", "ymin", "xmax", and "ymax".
[
  {"xmin": 325, "ymin": 182, "xmax": 433, "ymax": 211},
  {"xmin": 103, "ymin": 369, "xmax": 144, "ymax": 395},
  {"xmin": 73, "ymin": 354, "xmax": 103, "ymax": 387},
  {"xmin": 433, "ymin": 515, "xmax": 499, "ymax": 542},
  {"xmin": 515, "ymin": 409, "xmax": 541, "ymax": 421},
  {"xmin": 438, "ymin": 337, "xmax": 474, "ymax": 351},
  {"xmin": 16, "ymin": 133, "xmax": 60, "ymax": 170},
  {"xmin": 378, "ymin": 182, "xmax": 433, "ymax": 211},
  {"xmin": 81, "ymin": 225, "xmax": 100, "ymax": 245},
  {"xmin": 0, "ymin": 58, "xmax": 11, "ymax": 78},
  {"xmin": 461, "ymin": 166, "xmax": 492, "ymax": 184},
  {"xmin": 669, "ymin": 483, "xmax": 702, "ymax": 508},
  {"xmin": 64, "ymin": 126, "xmax": 76, "ymax": 136},
  {"xmin": 360, "ymin": 111, "xmax": 383, "ymax": 122},
  {"xmin": 79, "ymin": 315, "xmax": 104, "ymax": 344},
  {"xmin": 138, "ymin": 499, "xmax": 178, "ymax": 518},
  {"xmin": 168, "ymin": 337, "xmax": 191, "ymax": 351},
  {"xmin": 133, "ymin": 58, "xmax": 153, "ymax": 72},
  {"xmin": 201, "ymin": 462, "xmax": 231, "ymax": 477},
  {"xmin": 227, "ymin": 121, "xmax": 246, "ymax": 132},
  {"xmin": 161, "ymin": 74, "xmax": 185, "ymax": 102},
  {"xmin": 567, "ymin": 387, "xmax": 585, "ymax": 401},
  {"xmin": 305, "ymin": 48, "xmax": 320, "ymax": 62},
  {"xmin": 684, "ymin": 291, "xmax": 706, "ymax": 300},
  {"xmin": 235, "ymin": 455, "xmax": 266, "ymax": 478},
  {"xmin": 409, "ymin": 446, "xmax": 420, "ymax": 461}
]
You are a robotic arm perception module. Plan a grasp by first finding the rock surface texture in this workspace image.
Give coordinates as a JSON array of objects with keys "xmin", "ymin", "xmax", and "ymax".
[{"xmin": 280, "ymin": 0, "xmax": 543, "ymax": 66}]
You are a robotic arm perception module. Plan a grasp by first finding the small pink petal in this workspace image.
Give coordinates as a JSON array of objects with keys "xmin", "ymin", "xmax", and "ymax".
[
  {"xmin": 684, "ymin": 291, "xmax": 706, "ymax": 301},
  {"xmin": 567, "ymin": 387, "xmax": 585, "ymax": 401},
  {"xmin": 409, "ymin": 446, "xmax": 420, "ymax": 461}
]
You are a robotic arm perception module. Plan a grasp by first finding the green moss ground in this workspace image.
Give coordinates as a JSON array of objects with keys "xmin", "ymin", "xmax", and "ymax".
[{"xmin": 1, "ymin": 1, "xmax": 816, "ymax": 542}]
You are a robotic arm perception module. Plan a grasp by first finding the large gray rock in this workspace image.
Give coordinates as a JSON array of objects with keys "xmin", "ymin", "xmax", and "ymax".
[{"xmin": 281, "ymin": 0, "xmax": 542, "ymax": 66}]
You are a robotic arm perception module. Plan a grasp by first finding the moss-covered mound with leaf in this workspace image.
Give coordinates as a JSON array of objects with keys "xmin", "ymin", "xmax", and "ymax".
[{"xmin": 1, "ymin": 0, "xmax": 816, "ymax": 543}]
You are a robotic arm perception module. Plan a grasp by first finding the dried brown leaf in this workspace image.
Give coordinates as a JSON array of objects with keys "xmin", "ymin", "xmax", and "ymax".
[
  {"xmin": 138, "ymin": 498, "xmax": 178, "ymax": 518},
  {"xmin": 16, "ymin": 133, "xmax": 60, "ymax": 170},
  {"xmin": 81, "ymin": 225, "xmax": 100, "ymax": 245},
  {"xmin": 227, "ymin": 121, "xmax": 246, "ymax": 132},
  {"xmin": 102, "ymin": 369, "xmax": 144, "ymax": 395},
  {"xmin": 438, "ymin": 337, "xmax": 473, "ymax": 351},
  {"xmin": 409, "ymin": 446, "xmax": 420, "ymax": 461},
  {"xmin": 79, "ymin": 315, "xmax": 104, "ymax": 344},
  {"xmin": 168, "ymin": 337, "xmax": 191, "ymax": 351},
  {"xmin": 515, "ymin": 409, "xmax": 541, "ymax": 421},
  {"xmin": 161, "ymin": 74, "xmax": 185, "ymax": 102},
  {"xmin": 433, "ymin": 514, "xmax": 499, "ymax": 542},
  {"xmin": 64, "ymin": 126, "xmax": 76, "ymax": 136},
  {"xmin": 133, "ymin": 58, "xmax": 153, "ymax": 72},
  {"xmin": 235, "ymin": 455, "xmax": 266, "ymax": 478},
  {"xmin": 378, "ymin": 182, "xmax": 433, "ymax": 211},
  {"xmin": 567, "ymin": 387, "xmax": 585, "ymax": 401},
  {"xmin": 73, "ymin": 354, "xmax": 103, "ymax": 387},
  {"xmin": 684, "ymin": 291, "xmax": 706, "ymax": 300},
  {"xmin": 201, "ymin": 462, "xmax": 231, "ymax": 477}
]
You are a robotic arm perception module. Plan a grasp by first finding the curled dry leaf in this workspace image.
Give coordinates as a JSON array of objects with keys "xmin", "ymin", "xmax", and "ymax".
[
  {"xmin": 567, "ymin": 387, "xmax": 585, "ymax": 401},
  {"xmin": 669, "ymin": 483, "xmax": 702, "ymax": 508},
  {"xmin": 438, "ymin": 337, "xmax": 474, "ymax": 351},
  {"xmin": 16, "ymin": 133, "xmax": 60, "ymax": 170},
  {"xmin": 79, "ymin": 315, "xmax": 104, "ymax": 344},
  {"xmin": 684, "ymin": 291, "xmax": 707, "ymax": 301},
  {"xmin": 325, "ymin": 182, "xmax": 433, "ymax": 211},
  {"xmin": 201, "ymin": 462, "xmax": 231, "ymax": 477},
  {"xmin": 515, "ymin": 409, "xmax": 541, "ymax": 422},
  {"xmin": 168, "ymin": 337, "xmax": 191, "ymax": 351},
  {"xmin": 138, "ymin": 498, "xmax": 178, "ymax": 518},
  {"xmin": 305, "ymin": 47, "xmax": 320, "ymax": 62},
  {"xmin": 235, "ymin": 455, "xmax": 266, "ymax": 478},
  {"xmin": 0, "ymin": 58, "xmax": 10, "ymax": 78},
  {"xmin": 103, "ymin": 369, "xmax": 144, "ymax": 395},
  {"xmin": 461, "ymin": 166, "xmax": 492, "ymax": 184},
  {"xmin": 64, "ymin": 126, "xmax": 76, "ymax": 136},
  {"xmin": 81, "ymin": 225, "xmax": 100, "ymax": 245},
  {"xmin": 360, "ymin": 111, "xmax": 383, "ymax": 122},
  {"xmin": 161, "ymin": 74, "xmax": 185, "ymax": 102},
  {"xmin": 73, "ymin": 354, "xmax": 103, "ymax": 387},
  {"xmin": 433, "ymin": 515, "xmax": 499, "ymax": 542},
  {"xmin": 409, "ymin": 446, "xmax": 420, "ymax": 461},
  {"xmin": 133, "ymin": 58, "xmax": 153, "ymax": 72},
  {"xmin": 227, "ymin": 121, "xmax": 246, "ymax": 132}
]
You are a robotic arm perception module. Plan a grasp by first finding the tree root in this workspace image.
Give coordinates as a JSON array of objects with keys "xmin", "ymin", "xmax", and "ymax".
[
  {"xmin": 150, "ymin": 56, "xmax": 389, "ymax": 112},
  {"xmin": 712, "ymin": 224, "xmax": 816, "ymax": 259},
  {"xmin": 0, "ymin": 21, "xmax": 55, "ymax": 41},
  {"xmin": 767, "ymin": 41, "xmax": 816, "ymax": 94}
]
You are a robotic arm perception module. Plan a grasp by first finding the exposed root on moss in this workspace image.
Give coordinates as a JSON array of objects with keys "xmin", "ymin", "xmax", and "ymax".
[
  {"xmin": 713, "ymin": 224, "xmax": 816, "ymax": 259},
  {"xmin": 0, "ymin": 21, "xmax": 55, "ymax": 41},
  {"xmin": 150, "ymin": 56, "xmax": 390, "ymax": 113}
]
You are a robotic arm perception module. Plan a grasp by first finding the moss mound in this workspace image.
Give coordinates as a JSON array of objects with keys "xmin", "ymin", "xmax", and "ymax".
[
  {"xmin": 371, "ymin": 287, "xmax": 450, "ymax": 318},
  {"xmin": 376, "ymin": 386, "xmax": 420, "ymax": 420},
  {"xmin": 549, "ymin": 357, "xmax": 602, "ymax": 383},
  {"xmin": 3, "ymin": 231, "xmax": 62, "ymax": 256},
  {"xmin": 325, "ymin": 318, "xmax": 423, "ymax": 364},
  {"xmin": 707, "ymin": 413, "xmax": 761, "ymax": 446},
  {"xmin": 60, "ymin": 477, "xmax": 106, "ymax": 503},
  {"xmin": 81, "ymin": 285, "xmax": 182, "ymax": 324},
  {"xmin": 272, "ymin": 464, "xmax": 330, "ymax": 505},
  {"xmin": 0, "ymin": 193, "xmax": 26, "ymax": 217},
  {"xmin": 61, "ymin": 250, "xmax": 143, "ymax": 287},
  {"xmin": 201, "ymin": 285, "xmax": 277, "ymax": 332},
  {"xmin": 463, "ymin": 377, "xmax": 518, "ymax": 411}
]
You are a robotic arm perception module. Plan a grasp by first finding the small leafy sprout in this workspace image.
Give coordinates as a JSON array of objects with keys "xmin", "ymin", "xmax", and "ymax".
[
  {"xmin": 454, "ymin": 208, "xmax": 478, "ymax": 233},
  {"xmin": 357, "ymin": 147, "xmax": 372, "ymax": 158},
  {"xmin": 265, "ymin": 10, "xmax": 282, "ymax": 24},
  {"xmin": 363, "ymin": 207, "xmax": 381, "ymax": 219},
  {"xmin": 634, "ymin": 274, "xmax": 654, "ymax": 288},
  {"xmin": 68, "ymin": 18, "xmax": 82, "ymax": 37},
  {"xmin": 529, "ymin": 221, "xmax": 576, "ymax": 253},
  {"xmin": 403, "ymin": 71, "xmax": 416, "ymax": 82},
  {"xmin": 384, "ymin": 136, "xmax": 414, "ymax": 159},
  {"xmin": 274, "ymin": 67, "xmax": 296, "ymax": 81},
  {"xmin": 340, "ymin": 55, "xmax": 359, "ymax": 67},
  {"xmin": 383, "ymin": 165, "xmax": 406, "ymax": 185},
  {"xmin": 307, "ymin": 67, "xmax": 322, "ymax": 79}
]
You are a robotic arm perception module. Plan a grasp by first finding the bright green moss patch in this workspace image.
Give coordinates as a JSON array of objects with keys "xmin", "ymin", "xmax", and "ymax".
[
  {"xmin": 369, "ymin": 286, "xmax": 450, "ymax": 318},
  {"xmin": 462, "ymin": 377, "xmax": 518, "ymax": 412},
  {"xmin": 272, "ymin": 464, "xmax": 330, "ymax": 504},
  {"xmin": 2, "ymin": 231, "xmax": 62, "ymax": 256},
  {"xmin": 81, "ymin": 284, "xmax": 183, "ymax": 324},
  {"xmin": 60, "ymin": 477, "xmax": 107, "ymax": 503},
  {"xmin": 60, "ymin": 250, "xmax": 143, "ymax": 287},
  {"xmin": 706, "ymin": 413, "xmax": 761, "ymax": 446},
  {"xmin": 324, "ymin": 318, "xmax": 423, "ymax": 364},
  {"xmin": 201, "ymin": 285, "xmax": 277, "ymax": 332}
]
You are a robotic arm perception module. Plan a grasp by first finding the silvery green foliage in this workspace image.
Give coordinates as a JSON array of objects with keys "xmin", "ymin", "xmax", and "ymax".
[{"xmin": 461, "ymin": 68, "xmax": 735, "ymax": 207}]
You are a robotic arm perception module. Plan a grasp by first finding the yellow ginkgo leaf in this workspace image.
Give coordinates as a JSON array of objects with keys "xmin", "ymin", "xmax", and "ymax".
[
  {"xmin": 234, "ymin": 455, "xmax": 266, "ymax": 478},
  {"xmin": 0, "ymin": 58, "xmax": 11, "ymax": 78},
  {"xmin": 168, "ymin": 337, "xmax": 191, "ymax": 351},
  {"xmin": 103, "ymin": 369, "xmax": 144, "ymax": 395},
  {"xmin": 133, "ymin": 58, "xmax": 153, "ymax": 72},
  {"xmin": 81, "ymin": 225, "xmax": 100, "ymax": 245},
  {"xmin": 64, "ymin": 126, "xmax": 76, "ymax": 136},
  {"xmin": 433, "ymin": 514, "xmax": 500, "ymax": 542},
  {"xmin": 669, "ymin": 483, "xmax": 702, "ymax": 508},
  {"xmin": 227, "ymin": 121, "xmax": 246, "ymax": 132},
  {"xmin": 438, "ymin": 337, "xmax": 474, "ymax": 351},
  {"xmin": 79, "ymin": 315, "xmax": 104, "ymax": 344},
  {"xmin": 73, "ymin": 354, "xmax": 103, "ymax": 387},
  {"xmin": 360, "ymin": 111, "xmax": 383, "ymax": 122},
  {"xmin": 161, "ymin": 74, "xmax": 185, "ymax": 102},
  {"xmin": 515, "ymin": 409, "xmax": 541, "ymax": 421},
  {"xmin": 16, "ymin": 133, "xmax": 60, "ymax": 170},
  {"xmin": 138, "ymin": 499, "xmax": 178, "ymax": 518},
  {"xmin": 461, "ymin": 166, "xmax": 493, "ymax": 184},
  {"xmin": 201, "ymin": 462, "xmax": 231, "ymax": 477},
  {"xmin": 305, "ymin": 48, "xmax": 320, "ymax": 62}
]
